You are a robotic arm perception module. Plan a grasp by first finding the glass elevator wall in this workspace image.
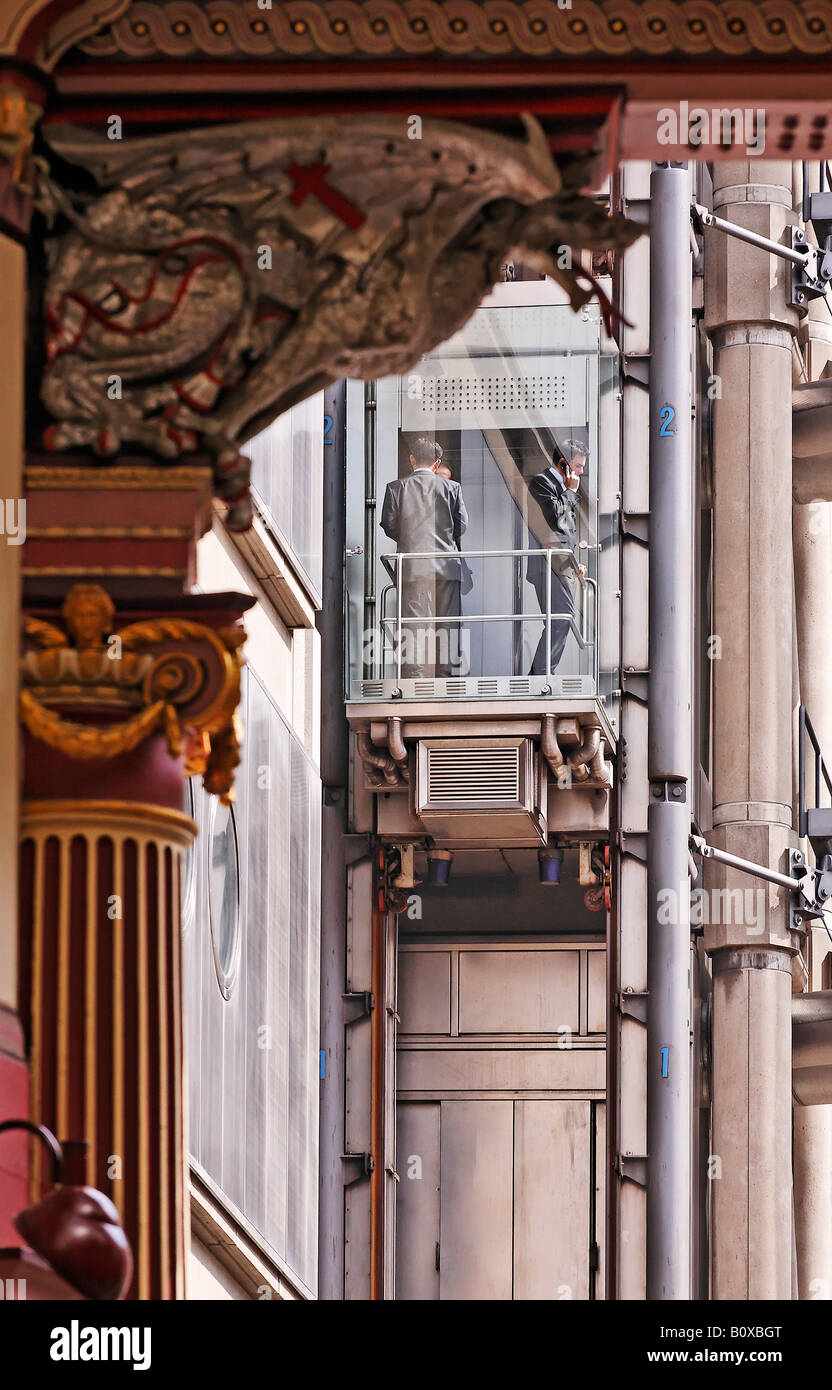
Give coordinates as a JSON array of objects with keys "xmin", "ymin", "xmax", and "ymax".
[{"xmin": 345, "ymin": 285, "xmax": 621, "ymax": 733}]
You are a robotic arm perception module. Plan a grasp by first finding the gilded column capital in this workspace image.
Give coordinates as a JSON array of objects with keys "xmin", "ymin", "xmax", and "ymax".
[{"xmin": 21, "ymin": 581, "xmax": 248, "ymax": 801}]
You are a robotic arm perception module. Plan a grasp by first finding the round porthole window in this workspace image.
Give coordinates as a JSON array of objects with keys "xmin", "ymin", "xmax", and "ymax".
[{"xmin": 208, "ymin": 797, "xmax": 241, "ymax": 999}]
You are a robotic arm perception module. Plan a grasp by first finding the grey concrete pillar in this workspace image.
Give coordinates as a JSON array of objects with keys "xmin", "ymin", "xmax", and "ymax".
[
  {"xmin": 703, "ymin": 161, "xmax": 800, "ymax": 1300},
  {"xmin": 793, "ymin": 498, "xmax": 832, "ymax": 1299}
]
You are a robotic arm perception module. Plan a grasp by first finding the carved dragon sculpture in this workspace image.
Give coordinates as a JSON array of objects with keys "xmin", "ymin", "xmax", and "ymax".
[{"xmin": 36, "ymin": 114, "xmax": 643, "ymax": 528}]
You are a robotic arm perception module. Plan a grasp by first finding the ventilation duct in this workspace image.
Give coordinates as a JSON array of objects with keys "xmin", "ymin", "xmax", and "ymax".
[{"xmin": 415, "ymin": 737, "xmax": 547, "ymax": 847}]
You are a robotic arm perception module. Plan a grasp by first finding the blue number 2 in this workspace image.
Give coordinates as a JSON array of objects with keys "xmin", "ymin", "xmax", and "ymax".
[
  {"xmin": 323, "ymin": 414, "xmax": 334, "ymax": 447},
  {"xmin": 658, "ymin": 405, "xmax": 676, "ymax": 437}
]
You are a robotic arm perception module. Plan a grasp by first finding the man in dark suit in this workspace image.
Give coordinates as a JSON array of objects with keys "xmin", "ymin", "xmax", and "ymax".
[
  {"xmin": 381, "ymin": 438, "xmax": 469, "ymax": 678},
  {"xmin": 526, "ymin": 439, "xmax": 587, "ymax": 676}
]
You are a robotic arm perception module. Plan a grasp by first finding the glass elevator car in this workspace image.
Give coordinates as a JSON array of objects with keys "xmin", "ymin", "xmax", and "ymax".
[
  {"xmin": 345, "ymin": 279, "xmax": 621, "ymax": 738},
  {"xmin": 342, "ymin": 280, "xmax": 621, "ymax": 1298}
]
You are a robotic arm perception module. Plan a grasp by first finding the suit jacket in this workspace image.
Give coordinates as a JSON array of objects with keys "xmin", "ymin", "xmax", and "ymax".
[
  {"xmin": 526, "ymin": 466, "xmax": 578, "ymax": 588},
  {"xmin": 381, "ymin": 468, "xmax": 469, "ymax": 584}
]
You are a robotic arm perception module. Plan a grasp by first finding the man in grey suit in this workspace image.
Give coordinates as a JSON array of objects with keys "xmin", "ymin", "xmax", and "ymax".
[
  {"xmin": 381, "ymin": 437, "xmax": 469, "ymax": 678},
  {"xmin": 527, "ymin": 438, "xmax": 587, "ymax": 676}
]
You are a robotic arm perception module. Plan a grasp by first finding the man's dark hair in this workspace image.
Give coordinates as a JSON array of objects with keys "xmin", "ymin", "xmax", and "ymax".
[{"xmin": 411, "ymin": 437, "xmax": 442, "ymax": 466}]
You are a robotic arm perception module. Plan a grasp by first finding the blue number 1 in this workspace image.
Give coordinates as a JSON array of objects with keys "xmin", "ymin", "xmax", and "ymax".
[
  {"xmin": 658, "ymin": 405, "xmax": 676, "ymax": 437},
  {"xmin": 660, "ymin": 1046, "xmax": 669, "ymax": 1078}
]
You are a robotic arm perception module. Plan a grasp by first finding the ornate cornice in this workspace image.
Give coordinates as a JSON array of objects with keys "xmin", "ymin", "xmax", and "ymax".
[
  {"xmin": 0, "ymin": 0, "xmax": 131, "ymax": 66},
  {"xmin": 76, "ymin": 0, "xmax": 832, "ymax": 62}
]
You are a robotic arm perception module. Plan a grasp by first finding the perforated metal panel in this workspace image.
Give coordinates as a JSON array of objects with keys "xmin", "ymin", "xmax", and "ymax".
[
  {"xmin": 401, "ymin": 355, "xmax": 588, "ymax": 429},
  {"xmin": 185, "ymin": 664, "xmax": 321, "ymax": 1298},
  {"xmin": 247, "ymin": 393, "xmax": 324, "ymax": 597}
]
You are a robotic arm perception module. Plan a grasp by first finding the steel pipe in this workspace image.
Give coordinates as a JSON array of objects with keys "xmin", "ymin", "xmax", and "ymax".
[
  {"xmin": 387, "ymin": 717, "xmax": 408, "ymax": 769},
  {"xmin": 356, "ymin": 729, "xmax": 400, "ymax": 786},
  {"xmin": 646, "ymin": 163, "xmax": 694, "ymax": 1300},
  {"xmin": 793, "ymin": 992, "xmax": 832, "ymax": 1106},
  {"xmin": 540, "ymin": 713, "xmax": 567, "ymax": 780}
]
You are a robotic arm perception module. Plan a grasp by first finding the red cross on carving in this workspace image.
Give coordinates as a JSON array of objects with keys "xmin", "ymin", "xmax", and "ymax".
[{"xmin": 285, "ymin": 161, "xmax": 366, "ymax": 231}]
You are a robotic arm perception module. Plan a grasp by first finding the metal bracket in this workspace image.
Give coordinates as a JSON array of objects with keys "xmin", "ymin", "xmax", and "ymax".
[
  {"xmin": 622, "ymin": 354, "xmax": 650, "ymax": 390},
  {"xmin": 790, "ymin": 225, "xmax": 832, "ymax": 313},
  {"xmin": 621, "ymin": 511, "xmax": 650, "ymax": 545},
  {"xmin": 341, "ymin": 1152, "xmax": 374, "ymax": 1186},
  {"xmin": 789, "ymin": 849, "xmax": 832, "ymax": 937},
  {"xmin": 616, "ymin": 989, "xmax": 648, "ymax": 1025},
  {"xmin": 689, "ymin": 836, "xmax": 832, "ymax": 939},
  {"xmin": 342, "ymin": 990, "xmax": 374, "ymax": 1024},
  {"xmin": 622, "ymin": 197, "xmax": 650, "ymax": 227},
  {"xmin": 343, "ymin": 833, "xmax": 373, "ymax": 866},
  {"xmin": 616, "ymin": 1154, "xmax": 648, "ymax": 1188},
  {"xmin": 621, "ymin": 667, "xmax": 649, "ymax": 703},
  {"xmin": 618, "ymin": 830, "xmax": 648, "ymax": 863}
]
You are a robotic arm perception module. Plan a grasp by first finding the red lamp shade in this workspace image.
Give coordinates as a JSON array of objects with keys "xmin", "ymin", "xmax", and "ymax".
[
  {"xmin": 14, "ymin": 1183, "xmax": 132, "ymax": 1301},
  {"xmin": 0, "ymin": 1125, "xmax": 133, "ymax": 1301}
]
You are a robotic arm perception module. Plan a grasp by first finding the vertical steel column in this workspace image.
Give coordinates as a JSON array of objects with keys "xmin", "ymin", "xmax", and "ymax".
[
  {"xmin": 318, "ymin": 381, "xmax": 350, "ymax": 1299},
  {"xmin": 363, "ymin": 382, "xmax": 377, "ymax": 678},
  {"xmin": 647, "ymin": 163, "xmax": 693, "ymax": 1300}
]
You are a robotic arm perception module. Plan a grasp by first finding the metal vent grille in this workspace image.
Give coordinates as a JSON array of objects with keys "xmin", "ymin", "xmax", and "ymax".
[
  {"xmin": 401, "ymin": 354, "xmax": 587, "ymax": 428},
  {"xmin": 425, "ymin": 745, "xmax": 521, "ymax": 806},
  {"xmin": 350, "ymin": 674, "xmax": 597, "ymax": 701},
  {"xmin": 416, "ymin": 373, "xmax": 567, "ymax": 417}
]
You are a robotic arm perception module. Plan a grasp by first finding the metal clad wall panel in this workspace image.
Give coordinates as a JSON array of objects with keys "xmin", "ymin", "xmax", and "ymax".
[
  {"xmin": 288, "ymin": 736, "xmax": 321, "ymax": 1282},
  {"xmin": 587, "ymin": 950, "xmax": 607, "ymax": 1034},
  {"xmin": 513, "ymin": 1100, "xmax": 591, "ymax": 1300},
  {"xmin": 398, "ymin": 1047, "xmax": 604, "ymax": 1093},
  {"xmin": 220, "ymin": 675, "xmax": 248, "ymax": 1213},
  {"xmin": 595, "ymin": 1102, "xmax": 606, "ymax": 1300},
  {"xmin": 186, "ymin": 664, "xmax": 321, "ymax": 1297},
  {"xmin": 243, "ymin": 673, "xmax": 272, "ymax": 1239},
  {"xmin": 395, "ymin": 1102, "xmax": 441, "ymax": 1301},
  {"xmin": 248, "ymin": 394, "xmax": 324, "ymax": 597},
  {"xmin": 395, "ymin": 939, "xmax": 606, "ymax": 1301},
  {"xmin": 458, "ymin": 949, "xmax": 580, "ymax": 1034},
  {"xmin": 398, "ymin": 952, "xmax": 451, "ymax": 1036},
  {"xmin": 439, "ymin": 1100, "xmax": 513, "ymax": 1300},
  {"xmin": 267, "ymin": 709, "xmax": 291, "ymax": 1261}
]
